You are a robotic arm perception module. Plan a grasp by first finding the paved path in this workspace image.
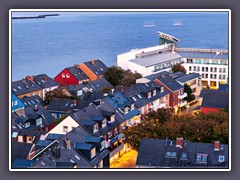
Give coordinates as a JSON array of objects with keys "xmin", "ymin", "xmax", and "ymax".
[{"xmin": 110, "ymin": 149, "xmax": 138, "ymax": 168}]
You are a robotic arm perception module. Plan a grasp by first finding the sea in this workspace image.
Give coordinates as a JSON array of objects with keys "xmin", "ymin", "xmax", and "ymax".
[{"xmin": 11, "ymin": 11, "xmax": 229, "ymax": 81}]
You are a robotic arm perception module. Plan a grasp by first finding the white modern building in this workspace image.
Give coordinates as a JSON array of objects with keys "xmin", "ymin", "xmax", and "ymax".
[{"xmin": 117, "ymin": 32, "xmax": 228, "ymax": 89}]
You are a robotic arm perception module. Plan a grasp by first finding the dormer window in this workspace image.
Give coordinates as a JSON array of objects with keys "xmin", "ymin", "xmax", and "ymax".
[
  {"xmin": 62, "ymin": 73, "xmax": 66, "ymax": 78},
  {"xmin": 18, "ymin": 135, "xmax": 24, "ymax": 142},
  {"xmin": 26, "ymin": 136, "xmax": 34, "ymax": 143},
  {"xmin": 131, "ymin": 104, "xmax": 135, "ymax": 111},
  {"xmin": 124, "ymin": 107, "xmax": 129, "ymax": 114},
  {"xmin": 91, "ymin": 147, "xmax": 96, "ymax": 159},
  {"xmin": 14, "ymin": 100, "xmax": 18, "ymax": 106},
  {"xmin": 137, "ymin": 94, "xmax": 142, "ymax": 99},
  {"xmin": 148, "ymin": 92, "xmax": 151, "ymax": 99},
  {"xmin": 108, "ymin": 131, "xmax": 113, "ymax": 139},
  {"xmin": 153, "ymin": 90, "xmax": 156, "ymax": 96},
  {"xmin": 77, "ymin": 90, "xmax": 83, "ymax": 96},
  {"xmin": 18, "ymin": 86, "xmax": 22, "ymax": 89},
  {"xmin": 102, "ymin": 119, "xmax": 107, "ymax": 128},
  {"xmin": 36, "ymin": 118, "xmax": 42, "ymax": 126},
  {"xmin": 13, "ymin": 88, "xmax": 17, "ymax": 92},
  {"xmin": 161, "ymin": 86, "xmax": 164, "ymax": 93},
  {"xmin": 110, "ymin": 114, "xmax": 115, "ymax": 123},
  {"xmin": 93, "ymin": 124, "xmax": 98, "ymax": 133},
  {"xmin": 25, "ymin": 122, "xmax": 30, "ymax": 128}
]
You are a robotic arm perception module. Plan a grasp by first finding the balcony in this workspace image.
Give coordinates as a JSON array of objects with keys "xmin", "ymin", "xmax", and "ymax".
[
  {"xmin": 178, "ymin": 93, "xmax": 187, "ymax": 99},
  {"xmin": 179, "ymin": 100, "xmax": 187, "ymax": 107}
]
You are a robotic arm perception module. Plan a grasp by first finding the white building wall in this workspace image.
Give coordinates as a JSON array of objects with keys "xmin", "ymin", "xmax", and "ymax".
[
  {"xmin": 46, "ymin": 116, "xmax": 79, "ymax": 136},
  {"xmin": 117, "ymin": 44, "xmax": 170, "ymax": 70},
  {"xmin": 42, "ymin": 85, "xmax": 58, "ymax": 100}
]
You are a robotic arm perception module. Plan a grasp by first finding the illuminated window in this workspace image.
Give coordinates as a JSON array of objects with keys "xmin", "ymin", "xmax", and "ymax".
[
  {"xmin": 153, "ymin": 90, "xmax": 156, "ymax": 96},
  {"xmin": 102, "ymin": 119, "xmax": 107, "ymax": 128},
  {"xmin": 110, "ymin": 114, "xmax": 115, "ymax": 122},
  {"xmin": 93, "ymin": 124, "xmax": 98, "ymax": 133},
  {"xmin": 91, "ymin": 148, "xmax": 96, "ymax": 159},
  {"xmin": 148, "ymin": 92, "xmax": 151, "ymax": 99}
]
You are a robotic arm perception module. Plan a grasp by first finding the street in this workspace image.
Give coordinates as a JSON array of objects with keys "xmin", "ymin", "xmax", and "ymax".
[{"xmin": 110, "ymin": 149, "xmax": 138, "ymax": 168}]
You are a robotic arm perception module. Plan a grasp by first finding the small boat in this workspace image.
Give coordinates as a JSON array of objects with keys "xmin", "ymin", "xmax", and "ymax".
[{"xmin": 143, "ymin": 24, "xmax": 156, "ymax": 28}]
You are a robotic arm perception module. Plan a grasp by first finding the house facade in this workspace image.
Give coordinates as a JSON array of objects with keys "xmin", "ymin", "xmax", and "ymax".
[{"xmin": 54, "ymin": 65, "xmax": 89, "ymax": 86}]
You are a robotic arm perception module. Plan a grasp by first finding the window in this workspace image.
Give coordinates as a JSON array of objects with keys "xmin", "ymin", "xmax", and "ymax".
[
  {"xmin": 206, "ymin": 74, "xmax": 208, "ymax": 78},
  {"xmin": 18, "ymin": 135, "xmax": 24, "ymax": 142},
  {"xmin": 131, "ymin": 104, "xmax": 135, "ymax": 110},
  {"xmin": 62, "ymin": 73, "xmax": 66, "ymax": 78},
  {"xmin": 210, "ymin": 67, "xmax": 213, "ymax": 72},
  {"xmin": 219, "ymin": 75, "xmax": 222, "ymax": 79},
  {"xmin": 192, "ymin": 88, "xmax": 196, "ymax": 93},
  {"xmin": 124, "ymin": 107, "xmax": 129, "ymax": 114},
  {"xmin": 147, "ymin": 92, "xmax": 151, "ymax": 99},
  {"xmin": 223, "ymin": 75, "xmax": 226, "ymax": 79},
  {"xmin": 18, "ymin": 86, "xmax": 22, "ymax": 89},
  {"xmin": 189, "ymin": 66, "xmax": 192, "ymax": 71},
  {"xmin": 210, "ymin": 74, "xmax": 213, "ymax": 79},
  {"xmin": 206, "ymin": 67, "xmax": 208, "ymax": 72},
  {"xmin": 25, "ymin": 122, "xmax": 30, "ymax": 128},
  {"xmin": 166, "ymin": 152, "xmax": 171, "ymax": 157},
  {"xmin": 196, "ymin": 154, "xmax": 208, "ymax": 163},
  {"xmin": 214, "ymin": 74, "xmax": 217, "ymax": 79},
  {"xmin": 36, "ymin": 118, "xmax": 42, "ymax": 126},
  {"xmin": 219, "ymin": 68, "xmax": 222, "ymax": 73},
  {"xmin": 171, "ymin": 152, "xmax": 177, "ymax": 157},
  {"xmin": 153, "ymin": 90, "xmax": 156, "ymax": 96},
  {"xmin": 14, "ymin": 100, "xmax": 18, "ymax": 106},
  {"xmin": 114, "ymin": 128, "xmax": 118, "ymax": 136},
  {"xmin": 223, "ymin": 68, "xmax": 226, "ymax": 73},
  {"xmin": 160, "ymin": 86, "xmax": 164, "ymax": 93},
  {"xmin": 63, "ymin": 126, "xmax": 68, "ymax": 133},
  {"xmin": 13, "ymin": 88, "xmax": 17, "ymax": 92},
  {"xmin": 202, "ymin": 67, "xmax": 204, "ymax": 72},
  {"xmin": 132, "ymin": 97, "xmax": 137, "ymax": 102},
  {"xmin": 77, "ymin": 90, "xmax": 83, "ymax": 96},
  {"xmin": 26, "ymin": 136, "xmax": 33, "ymax": 143},
  {"xmin": 218, "ymin": 156, "xmax": 225, "ymax": 162},
  {"xmin": 110, "ymin": 114, "xmax": 115, "ymax": 122},
  {"xmin": 214, "ymin": 67, "xmax": 217, "ymax": 72},
  {"xmin": 193, "ymin": 66, "xmax": 196, "ymax": 71},
  {"xmin": 108, "ymin": 131, "xmax": 113, "ymax": 138},
  {"xmin": 197, "ymin": 66, "xmax": 200, "ymax": 71},
  {"xmin": 181, "ymin": 153, "xmax": 187, "ymax": 160},
  {"xmin": 100, "ymin": 141, "xmax": 105, "ymax": 150},
  {"xmin": 102, "ymin": 119, "xmax": 107, "ymax": 128},
  {"xmin": 137, "ymin": 94, "xmax": 142, "ymax": 99},
  {"xmin": 66, "ymin": 74, "xmax": 70, "ymax": 78},
  {"xmin": 93, "ymin": 124, "xmax": 98, "ymax": 133}
]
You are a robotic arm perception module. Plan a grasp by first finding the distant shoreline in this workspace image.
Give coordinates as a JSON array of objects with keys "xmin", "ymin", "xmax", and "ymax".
[{"xmin": 12, "ymin": 14, "xmax": 59, "ymax": 20}]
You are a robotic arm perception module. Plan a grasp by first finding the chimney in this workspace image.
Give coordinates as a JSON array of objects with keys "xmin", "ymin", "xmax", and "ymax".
[
  {"xmin": 44, "ymin": 76, "xmax": 47, "ymax": 82},
  {"xmin": 65, "ymin": 138, "xmax": 71, "ymax": 149},
  {"xmin": 26, "ymin": 76, "xmax": 34, "ymax": 82},
  {"xmin": 214, "ymin": 141, "xmax": 220, "ymax": 151},
  {"xmin": 176, "ymin": 137, "xmax": 184, "ymax": 148},
  {"xmin": 73, "ymin": 100, "xmax": 77, "ymax": 106},
  {"xmin": 91, "ymin": 59, "xmax": 95, "ymax": 64},
  {"xmin": 74, "ymin": 64, "xmax": 80, "ymax": 68}
]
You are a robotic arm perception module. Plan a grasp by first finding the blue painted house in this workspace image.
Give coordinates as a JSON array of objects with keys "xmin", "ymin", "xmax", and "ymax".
[{"xmin": 12, "ymin": 94, "xmax": 25, "ymax": 115}]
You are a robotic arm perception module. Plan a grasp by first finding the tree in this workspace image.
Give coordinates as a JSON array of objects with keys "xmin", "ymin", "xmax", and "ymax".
[
  {"xmin": 104, "ymin": 66, "xmax": 125, "ymax": 87},
  {"xmin": 123, "ymin": 110, "xmax": 228, "ymax": 150},
  {"xmin": 121, "ymin": 70, "xmax": 142, "ymax": 87},
  {"xmin": 44, "ymin": 87, "xmax": 77, "ymax": 105},
  {"xmin": 104, "ymin": 67, "xmax": 142, "ymax": 87},
  {"xmin": 183, "ymin": 84, "xmax": 196, "ymax": 102},
  {"xmin": 172, "ymin": 63, "xmax": 187, "ymax": 74}
]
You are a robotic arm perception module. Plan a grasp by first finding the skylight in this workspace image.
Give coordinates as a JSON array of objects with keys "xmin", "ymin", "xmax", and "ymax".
[
  {"xmin": 166, "ymin": 152, "xmax": 171, "ymax": 156},
  {"xmin": 75, "ymin": 155, "xmax": 80, "ymax": 160},
  {"xmin": 18, "ymin": 86, "xmax": 22, "ymax": 89},
  {"xmin": 137, "ymin": 95, "xmax": 142, "ymax": 99},
  {"xmin": 132, "ymin": 97, "xmax": 137, "ymax": 102},
  {"xmin": 65, "ymin": 103, "xmax": 69, "ymax": 107},
  {"xmin": 36, "ymin": 99, "xmax": 40, "ymax": 103},
  {"xmin": 12, "ymin": 132, "xmax": 18, "ymax": 138},
  {"xmin": 12, "ymin": 88, "xmax": 17, "ymax": 92},
  {"xmin": 171, "ymin": 152, "xmax": 177, "ymax": 157},
  {"xmin": 218, "ymin": 156, "xmax": 225, "ymax": 162}
]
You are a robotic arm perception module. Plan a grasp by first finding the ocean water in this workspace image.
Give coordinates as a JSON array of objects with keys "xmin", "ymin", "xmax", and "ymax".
[{"xmin": 11, "ymin": 12, "xmax": 228, "ymax": 81}]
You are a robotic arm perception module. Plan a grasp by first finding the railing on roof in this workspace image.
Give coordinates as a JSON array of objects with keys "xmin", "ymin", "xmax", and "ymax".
[
  {"xmin": 135, "ymin": 46, "xmax": 173, "ymax": 58},
  {"xmin": 175, "ymin": 48, "xmax": 228, "ymax": 54}
]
